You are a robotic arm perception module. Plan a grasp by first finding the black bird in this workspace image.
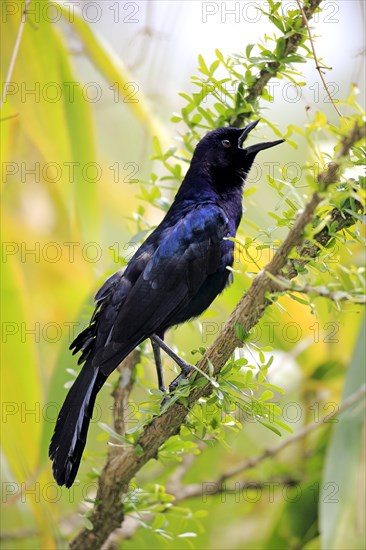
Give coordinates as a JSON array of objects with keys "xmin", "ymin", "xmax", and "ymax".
[{"xmin": 49, "ymin": 120, "xmax": 284, "ymax": 487}]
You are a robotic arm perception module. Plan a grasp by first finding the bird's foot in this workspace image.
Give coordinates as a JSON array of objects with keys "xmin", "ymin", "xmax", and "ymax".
[
  {"xmin": 160, "ymin": 362, "xmax": 194, "ymax": 410},
  {"xmin": 169, "ymin": 362, "xmax": 194, "ymax": 392}
]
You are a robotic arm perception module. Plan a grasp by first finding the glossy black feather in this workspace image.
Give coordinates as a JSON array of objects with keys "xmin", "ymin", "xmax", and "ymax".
[{"xmin": 49, "ymin": 124, "xmax": 284, "ymax": 486}]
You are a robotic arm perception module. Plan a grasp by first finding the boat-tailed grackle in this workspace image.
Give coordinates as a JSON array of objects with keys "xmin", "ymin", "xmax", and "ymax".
[{"xmin": 49, "ymin": 120, "xmax": 284, "ymax": 487}]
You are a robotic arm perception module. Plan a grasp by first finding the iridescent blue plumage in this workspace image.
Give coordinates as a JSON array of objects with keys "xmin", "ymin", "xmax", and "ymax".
[{"xmin": 49, "ymin": 122, "xmax": 285, "ymax": 487}]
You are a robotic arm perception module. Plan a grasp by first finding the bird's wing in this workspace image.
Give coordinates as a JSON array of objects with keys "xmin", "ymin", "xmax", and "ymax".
[
  {"xmin": 69, "ymin": 242, "xmax": 156, "ymax": 365},
  {"xmin": 94, "ymin": 204, "xmax": 229, "ymax": 375}
]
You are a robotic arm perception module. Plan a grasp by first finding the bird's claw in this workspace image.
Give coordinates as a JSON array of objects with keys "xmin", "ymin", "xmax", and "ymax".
[
  {"xmin": 160, "ymin": 364, "xmax": 194, "ymax": 410},
  {"xmin": 169, "ymin": 364, "xmax": 194, "ymax": 391}
]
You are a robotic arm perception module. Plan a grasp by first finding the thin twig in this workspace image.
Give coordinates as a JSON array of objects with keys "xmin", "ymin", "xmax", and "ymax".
[
  {"xmin": 0, "ymin": 0, "xmax": 31, "ymax": 110},
  {"xmin": 295, "ymin": 0, "xmax": 343, "ymax": 117},
  {"xmin": 102, "ymin": 476, "xmax": 298, "ymax": 547},
  {"xmin": 111, "ymin": 350, "xmax": 140, "ymax": 439},
  {"xmin": 166, "ymin": 448, "xmax": 203, "ymax": 493},
  {"xmin": 172, "ymin": 477, "xmax": 299, "ymax": 502},
  {"xmin": 192, "ymin": 384, "xmax": 366, "ymax": 492},
  {"xmin": 273, "ymin": 278, "xmax": 366, "ymax": 304},
  {"xmin": 159, "ymin": 386, "xmax": 365, "ymax": 502}
]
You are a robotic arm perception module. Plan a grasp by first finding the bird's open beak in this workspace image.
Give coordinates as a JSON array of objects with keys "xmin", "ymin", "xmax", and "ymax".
[{"xmin": 238, "ymin": 119, "xmax": 285, "ymax": 154}]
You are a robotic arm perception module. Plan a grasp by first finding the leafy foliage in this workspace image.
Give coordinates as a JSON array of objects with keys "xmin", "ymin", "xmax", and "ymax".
[{"xmin": 1, "ymin": 1, "xmax": 365, "ymax": 549}]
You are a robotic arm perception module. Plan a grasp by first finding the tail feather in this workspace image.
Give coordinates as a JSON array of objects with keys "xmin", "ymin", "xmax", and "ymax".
[{"xmin": 49, "ymin": 362, "xmax": 106, "ymax": 487}]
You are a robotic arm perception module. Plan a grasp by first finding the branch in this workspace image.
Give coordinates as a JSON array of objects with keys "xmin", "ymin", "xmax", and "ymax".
[
  {"xmin": 93, "ymin": 351, "xmax": 140, "ymax": 550},
  {"xmin": 167, "ymin": 447, "xmax": 204, "ymax": 487},
  {"xmin": 295, "ymin": 0, "xmax": 343, "ymax": 117},
  {"xmin": 110, "ymin": 350, "xmax": 139, "ymax": 439},
  {"xmin": 170, "ymin": 384, "xmax": 366, "ymax": 500},
  {"xmin": 78, "ymin": 351, "xmax": 140, "ymax": 550},
  {"xmin": 0, "ymin": 0, "xmax": 31, "ymax": 110},
  {"xmin": 94, "ymin": 383, "xmax": 366, "ymax": 548},
  {"xmin": 232, "ymin": 0, "xmax": 323, "ymax": 125},
  {"xmin": 102, "ymin": 449, "xmax": 206, "ymax": 549},
  {"xmin": 70, "ymin": 118, "xmax": 365, "ymax": 549},
  {"xmin": 272, "ymin": 278, "xmax": 366, "ymax": 304},
  {"xmin": 103, "ymin": 475, "xmax": 298, "ymax": 548},
  {"xmin": 171, "ymin": 477, "xmax": 298, "ymax": 503}
]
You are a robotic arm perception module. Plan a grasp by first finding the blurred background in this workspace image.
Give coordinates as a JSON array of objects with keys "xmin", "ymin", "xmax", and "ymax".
[{"xmin": 1, "ymin": 1, "xmax": 365, "ymax": 548}]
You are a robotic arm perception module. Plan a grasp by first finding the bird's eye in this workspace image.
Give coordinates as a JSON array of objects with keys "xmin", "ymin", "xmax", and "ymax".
[{"xmin": 221, "ymin": 139, "xmax": 231, "ymax": 148}]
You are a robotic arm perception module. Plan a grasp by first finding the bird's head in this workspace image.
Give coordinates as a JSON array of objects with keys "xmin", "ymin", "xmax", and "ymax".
[{"xmin": 190, "ymin": 120, "xmax": 285, "ymax": 185}]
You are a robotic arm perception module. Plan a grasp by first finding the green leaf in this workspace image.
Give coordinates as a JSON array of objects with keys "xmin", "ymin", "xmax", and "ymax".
[
  {"xmin": 269, "ymin": 14, "xmax": 285, "ymax": 33},
  {"xmin": 152, "ymin": 514, "xmax": 166, "ymax": 530},
  {"xmin": 83, "ymin": 517, "xmax": 94, "ymax": 531},
  {"xmin": 152, "ymin": 136, "xmax": 163, "ymax": 157},
  {"xmin": 285, "ymin": 54, "xmax": 307, "ymax": 63},
  {"xmin": 246, "ymin": 43, "xmax": 255, "ymax": 58},
  {"xmin": 98, "ymin": 422, "xmax": 131, "ymax": 443},
  {"xmin": 198, "ymin": 54, "xmax": 209, "ymax": 76},
  {"xmin": 209, "ymin": 59, "xmax": 220, "ymax": 75},
  {"xmin": 275, "ymin": 37, "xmax": 286, "ymax": 59},
  {"xmin": 259, "ymin": 390, "xmax": 274, "ymax": 401},
  {"xmin": 258, "ymin": 421, "xmax": 282, "ymax": 437},
  {"xmin": 343, "ymin": 209, "xmax": 366, "ymax": 224},
  {"xmin": 135, "ymin": 444, "xmax": 144, "ymax": 457},
  {"xmin": 320, "ymin": 316, "xmax": 366, "ymax": 549},
  {"xmin": 235, "ymin": 323, "xmax": 249, "ymax": 342},
  {"xmin": 215, "ymin": 48, "xmax": 224, "ymax": 62}
]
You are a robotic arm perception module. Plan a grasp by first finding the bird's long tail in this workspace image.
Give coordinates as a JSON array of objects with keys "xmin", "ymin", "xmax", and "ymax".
[{"xmin": 49, "ymin": 362, "xmax": 107, "ymax": 488}]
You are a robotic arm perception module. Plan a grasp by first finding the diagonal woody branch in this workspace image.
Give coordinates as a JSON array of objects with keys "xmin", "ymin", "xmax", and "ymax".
[
  {"xmin": 70, "ymin": 116, "xmax": 365, "ymax": 549},
  {"xmin": 232, "ymin": 0, "xmax": 323, "ymax": 125}
]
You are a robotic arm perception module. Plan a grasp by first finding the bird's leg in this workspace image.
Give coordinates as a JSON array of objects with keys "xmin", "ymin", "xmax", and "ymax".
[
  {"xmin": 150, "ymin": 334, "xmax": 194, "ymax": 391},
  {"xmin": 150, "ymin": 337, "xmax": 167, "ymax": 393}
]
